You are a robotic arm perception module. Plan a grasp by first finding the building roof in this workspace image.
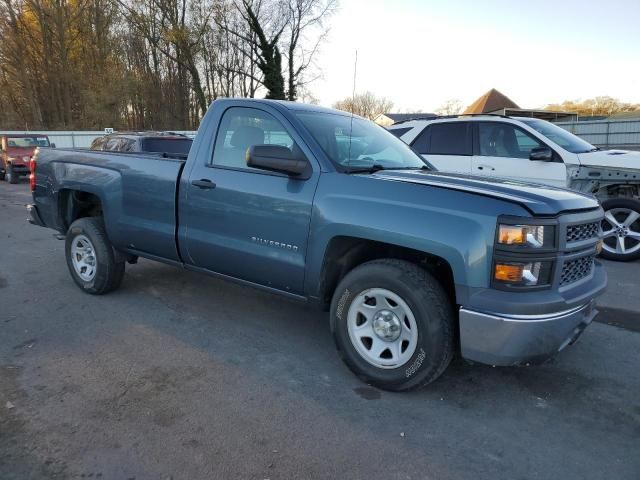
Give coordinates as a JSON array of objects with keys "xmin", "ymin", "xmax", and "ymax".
[
  {"xmin": 379, "ymin": 113, "xmax": 436, "ymax": 122},
  {"xmin": 464, "ymin": 89, "xmax": 520, "ymax": 114}
]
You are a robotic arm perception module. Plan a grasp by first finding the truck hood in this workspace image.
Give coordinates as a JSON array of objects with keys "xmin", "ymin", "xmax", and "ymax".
[
  {"xmin": 370, "ymin": 170, "xmax": 599, "ymax": 216},
  {"xmin": 577, "ymin": 149, "xmax": 640, "ymax": 170}
]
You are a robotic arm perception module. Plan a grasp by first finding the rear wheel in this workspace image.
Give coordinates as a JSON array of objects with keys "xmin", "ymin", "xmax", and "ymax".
[
  {"xmin": 65, "ymin": 217, "xmax": 125, "ymax": 294},
  {"xmin": 330, "ymin": 259, "xmax": 454, "ymax": 391},
  {"xmin": 600, "ymin": 198, "xmax": 640, "ymax": 262}
]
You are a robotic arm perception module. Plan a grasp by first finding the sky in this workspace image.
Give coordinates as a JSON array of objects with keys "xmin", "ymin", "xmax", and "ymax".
[{"xmin": 310, "ymin": 0, "xmax": 640, "ymax": 112}]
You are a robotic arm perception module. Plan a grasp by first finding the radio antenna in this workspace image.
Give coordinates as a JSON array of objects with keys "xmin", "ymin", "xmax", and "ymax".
[{"xmin": 347, "ymin": 50, "xmax": 358, "ymax": 166}]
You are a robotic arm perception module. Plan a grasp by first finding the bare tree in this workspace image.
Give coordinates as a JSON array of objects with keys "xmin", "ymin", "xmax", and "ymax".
[
  {"xmin": 333, "ymin": 91, "xmax": 394, "ymax": 120},
  {"xmin": 202, "ymin": 10, "xmax": 262, "ymax": 100},
  {"xmin": 283, "ymin": 0, "xmax": 336, "ymax": 101},
  {"xmin": 116, "ymin": 0, "xmax": 214, "ymax": 118},
  {"xmin": 545, "ymin": 96, "xmax": 640, "ymax": 117},
  {"xmin": 296, "ymin": 84, "xmax": 319, "ymax": 104},
  {"xmin": 435, "ymin": 99, "xmax": 463, "ymax": 116},
  {"xmin": 0, "ymin": 0, "xmax": 338, "ymax": 129},
  {"xmin": 220, "ymin": 0, "xmax": 288, "ymax": 99}
]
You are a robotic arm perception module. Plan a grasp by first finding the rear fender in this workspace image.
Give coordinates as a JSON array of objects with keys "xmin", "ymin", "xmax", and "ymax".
[{"xmin": 52, "ymin": 162, "xmax": 123, "ymax": 244}]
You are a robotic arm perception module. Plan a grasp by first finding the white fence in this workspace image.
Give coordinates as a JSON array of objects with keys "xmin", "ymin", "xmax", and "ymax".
[{"xmin": 0, "ymin": 130, "xmax": 198, "ymax": 149}]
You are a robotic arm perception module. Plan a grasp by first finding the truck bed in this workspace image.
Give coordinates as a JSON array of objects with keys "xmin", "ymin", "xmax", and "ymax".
[{"xmin": 33, "ymin": 148, "xmax": 185, "ymax": 261}]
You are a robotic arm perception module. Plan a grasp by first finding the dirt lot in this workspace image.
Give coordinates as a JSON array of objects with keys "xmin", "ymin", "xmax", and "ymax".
[{"xmin": 1, "ymin": 181, "xmax": 639, "ymax": 480}]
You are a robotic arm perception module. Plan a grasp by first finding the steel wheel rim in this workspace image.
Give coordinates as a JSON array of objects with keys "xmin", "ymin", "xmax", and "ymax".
[
  {"xmin": 601, "ymin": 208, "xmax": 640, "ymax": 255},
  {"xmin": 71, "ymin": 235, "xmax": 97, "ymax": 281},
  {"xmin": 347, "ymin": 288, "xmax": 419, "ymax": 369}
]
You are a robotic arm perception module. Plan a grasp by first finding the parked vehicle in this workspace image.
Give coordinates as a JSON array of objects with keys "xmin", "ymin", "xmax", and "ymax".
[
  {"xmin": 389, "ymin": 115, "xmax": 640, "ymax": 261},
  {"xmin": 90, "ymin": 132, "xmax": 193, "ymax": 155},
  {"xmin": 28, "ymin": 99, "xmax": 606, "ymax": 391},
  {"xmin": 1, "ymin": 134, "xmax": 51, "ymax": 184}
]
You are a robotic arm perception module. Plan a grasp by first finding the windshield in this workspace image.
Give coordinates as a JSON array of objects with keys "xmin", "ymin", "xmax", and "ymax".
[
  {"xmin": 295, "ymin": 112, "xmax": 429, "ymax": 171},
  {"xmin": 519, "ymin": 118, "xmax": 596, "ymax": 154},
  {"xmin": 7, "ymin": 136, "xmax": 50, "ymax": 148}
]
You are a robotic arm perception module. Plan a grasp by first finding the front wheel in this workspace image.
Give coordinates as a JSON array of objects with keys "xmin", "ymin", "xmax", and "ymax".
[
  {"xmin": 600, "ymin": 198, "xmax": 640, "ymax": 262},
  {"xmin": 7, "ymin": 165, "xmax": 18, "ymax": 184},
  {"xmin": 330, "ymin": 259, "xmax": 454, "ymax": 391},
  {"xmin": 65, "ymin": 217, "xmax": 125, "ymax": 294}
]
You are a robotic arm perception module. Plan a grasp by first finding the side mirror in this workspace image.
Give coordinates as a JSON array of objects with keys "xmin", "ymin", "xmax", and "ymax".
[
  {"xmin": 529, "ymin": 146, "xmax": 553, "ymax": 162},
  {"xmin": 50, "ymin": 143, "xmax": 56, "ymax": 148},
  {"xmin": 247, "ymin": 145, "xmax": 309, "ymax": 177}
]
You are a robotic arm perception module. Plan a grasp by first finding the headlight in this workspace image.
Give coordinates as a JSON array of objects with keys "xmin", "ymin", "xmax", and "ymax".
[
  {"xmin": 497, "ymin": 224, "xmax": 554, "ymax": 249},
  {"xmin": 494, "ymin": 261, "xmax": 552, "ymax": 287}
]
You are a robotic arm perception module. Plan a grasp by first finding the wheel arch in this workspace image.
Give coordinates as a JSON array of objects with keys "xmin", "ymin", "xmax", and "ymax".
[
  {"xmin": 57, "ymin": 188, "xmax": 104, "ymax": 232},
  {"xmin": 315, "ymin": 235, "xmax": 457, "ymax": 311},
  {"xmin": 594, "ymin": 182, "xmax": 640, "ymax": 201}
]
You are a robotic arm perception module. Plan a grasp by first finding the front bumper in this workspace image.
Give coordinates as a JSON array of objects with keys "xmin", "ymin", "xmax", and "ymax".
[
  {"xmin": 459, "ymin": 300, "xmax": 597, "ymax": 366},
  {"xmin": 7, "ymin": 163, "xmax": 29, "ymax": 174}
]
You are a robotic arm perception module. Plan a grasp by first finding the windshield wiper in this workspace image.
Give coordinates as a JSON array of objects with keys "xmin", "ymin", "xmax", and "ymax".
[
  {"xmin": 397, "ymin": 165, "xmax": 430, "ymax": 170},
  {"xmin": 344, "ymin": 164, "xmax": 387, "ymax": 174}
]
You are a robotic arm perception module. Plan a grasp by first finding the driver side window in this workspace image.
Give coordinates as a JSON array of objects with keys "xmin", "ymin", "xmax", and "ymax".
[
  {"xmin": 478, "ymin": 123, "xmax": 544, "ymax": 159},
  {"xmin": 212, "ymin": 107, "xmax": 295, "ymax": 170}
]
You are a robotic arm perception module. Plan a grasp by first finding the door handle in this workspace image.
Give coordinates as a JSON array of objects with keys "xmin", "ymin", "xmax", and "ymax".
[
  {"xmin": 476, "ymin": 165, "xmax": 495, "ymax": 171},
  {"xmin": 191, "ymin": 179, "xmax": 216, "ymax": 189}
]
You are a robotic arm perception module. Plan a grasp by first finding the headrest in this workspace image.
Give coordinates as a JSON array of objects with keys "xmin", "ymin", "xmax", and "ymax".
[{"xmin": 230, "ymin": 126, "xmax": 264, "ymax": 149}]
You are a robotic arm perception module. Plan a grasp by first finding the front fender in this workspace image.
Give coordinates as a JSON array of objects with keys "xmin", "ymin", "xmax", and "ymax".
[{"xmin": 304, "ymin": 173, "xmax": 530, "ymax": 299}]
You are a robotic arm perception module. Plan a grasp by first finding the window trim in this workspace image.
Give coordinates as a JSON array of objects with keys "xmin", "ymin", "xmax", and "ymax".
[
  {"xmin": 473, "ymin": 121, "xmax": 562, "ymax": 162},
  {"xmin": 205, "ymin": 163, "xmax": 295, "ymax": 178}
]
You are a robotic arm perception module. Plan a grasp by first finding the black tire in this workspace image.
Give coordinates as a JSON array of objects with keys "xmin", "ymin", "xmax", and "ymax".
[
  {"xmin": 65, "ymin": 217, "xmax": 125, "ymax": 294},
  {"xmin": 7, "ymin": 165, "xmax": 18, "ymax": 184},
  {"xmin": 0, "ymin": 168, "xmax": 5, "ymax": 181},
  {"xmin": 330, "ymin": 259, "xmax": 454, "ymax": 391},
  {"xmin": 599, "ymin": 197, "xmax": 640, "ymax": 262}
]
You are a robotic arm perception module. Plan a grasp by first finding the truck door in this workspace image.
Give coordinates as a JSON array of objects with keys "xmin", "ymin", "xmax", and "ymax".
[
  {"xmin": 411, "ymin": 122, "xmax": 473, "ymax": 174},
  {"xmin": 472, "ymin": 122, "xmax": 567, "ymax": 187},
  {"xmin": 179, "ymin": 105, "xmax": 320, "ymax": 295}
]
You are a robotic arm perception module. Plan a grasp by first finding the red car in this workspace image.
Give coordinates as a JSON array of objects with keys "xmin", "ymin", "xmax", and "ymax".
[{"xmin": 0, "ymin": 134, "xmax": 51, "ymax": 184}]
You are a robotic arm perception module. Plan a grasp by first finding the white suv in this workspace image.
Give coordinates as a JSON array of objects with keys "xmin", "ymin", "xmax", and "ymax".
[{"xmin": 389, "ymin": 115, "xmax": 640, "ymax": 261}]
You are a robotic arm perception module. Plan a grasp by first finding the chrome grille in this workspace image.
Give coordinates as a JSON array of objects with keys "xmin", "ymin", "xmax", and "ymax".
[
  {"xmin": 566, "ymin": 222, "xmax": 599, "ymax": 243},
  {"xmin": 560, "ymin": 256, "xmax": 594, "ymax": 286}
]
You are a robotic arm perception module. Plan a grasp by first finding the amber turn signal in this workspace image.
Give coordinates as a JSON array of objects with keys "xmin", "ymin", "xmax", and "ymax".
[{"xmin": 494, "ymin": 263, "xmax": 525, "ymax": 282}]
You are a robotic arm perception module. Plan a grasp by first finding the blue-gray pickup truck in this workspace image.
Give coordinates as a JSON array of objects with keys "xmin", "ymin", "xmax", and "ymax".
[{"xmin": 28, "ymin": 99, "xmax": 607, "ymax": 391}]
